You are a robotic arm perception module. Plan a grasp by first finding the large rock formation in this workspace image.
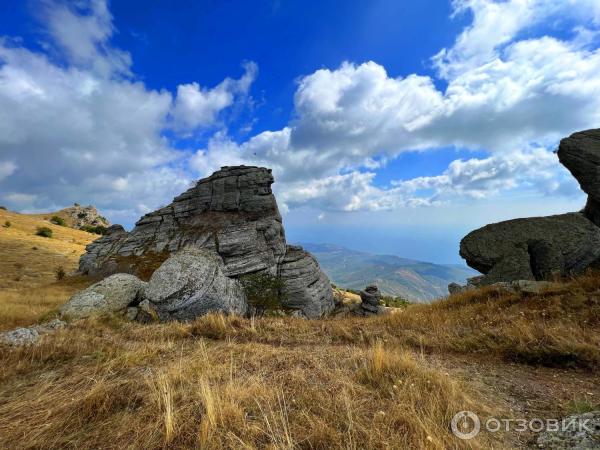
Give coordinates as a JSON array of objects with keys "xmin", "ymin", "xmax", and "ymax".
[
  {"xmin": 460, "ymin": 214, "xmax": 600, "ymax": 284},
  {"xmin": 79, "ymin": 166, "xmax": 334, "ymax": 318},
  {"xmin": 558, "ymin": 129, "xmax": 600, "ymax": 226},
  {"xmin": 144, "ymin": 248, "xmax": 248, "ymax": 321},
  {"xmin": 455, "ymin": 128, "xmax": 600, "ymax": 288},
  {"xmin": 80, "ymin": 166, "xmax": 286, "ymax": 279}
]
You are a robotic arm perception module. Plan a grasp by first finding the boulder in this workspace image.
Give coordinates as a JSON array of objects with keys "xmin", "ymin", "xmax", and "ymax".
[
  {"xmin": 460, "ymin": 213, "xmax": 600, "ymax": 285},
  {"xmin": 359, "ymin": 285, "xmax": 386, "ymax": 315},
  {"xmin": 448, "ymin": 282, "xmax": 468, "ymax": 295},
  {"xmin": 144, "ymin": 248, "xmax": 248, "ymax": 321},
  {"xmin": 79, "ymin": 166, "xmax": 286, "ymax": 279},
  {"xmin": 278, "ymin": 245, "xmax": 334, "ymax": 318},
  {"xmin": 60, "ymin": 273, "xmax": 146, "ymax": 319},
  {"xmin": 0, "ymin": 319, "xmax": 66, "ymax": 346},
  {"xmin": 558, "ymin": 129, "xmax": 600, "ymax": 226}
]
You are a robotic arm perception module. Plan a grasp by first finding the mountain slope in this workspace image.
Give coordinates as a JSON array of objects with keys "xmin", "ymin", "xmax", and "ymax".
[
  {"xmin": 0, "ymin": 208, "xmax": 98, "ymax": 290},
  {"xmin": 302, "ymin": 243, "xmax": 477, "ymax": 302}
]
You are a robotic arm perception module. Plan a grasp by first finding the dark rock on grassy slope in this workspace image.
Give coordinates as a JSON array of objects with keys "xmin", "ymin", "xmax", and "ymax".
[{"xmin": 458, "ymin": 128, "xmax": 600, "ymax": 287}]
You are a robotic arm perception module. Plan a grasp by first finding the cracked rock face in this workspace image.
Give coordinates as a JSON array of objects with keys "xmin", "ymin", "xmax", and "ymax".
[
  {"xmin": 279, "ymin": 245, "xmax": 334, "ymax": 319},
  {"xmin": 459, "ymin": 213, "xmax": 600, "ymax": 285},
  {"xmin": 79, "ymin": 166, "xmax": 287, "ymax": 279}
]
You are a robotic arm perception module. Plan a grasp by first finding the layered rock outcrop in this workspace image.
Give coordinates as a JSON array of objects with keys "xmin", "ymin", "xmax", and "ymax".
[
  {"xmin": 360, "ymin": 285, "xmax": 383, "ymax": 315},
  {"xmin": 454, "ymin": 128, "xmax": 600, "ymax": 289},
  {"xmin": 80, "ymin": 166, "xmax": 286, "ymax": 279},
  {"xmin": 279, "ymin": 245, "xmax": 334, "ymax": 319},
  {"xmin": 78, "ymin": 166, "xmax": 333, "ymax": 318}
]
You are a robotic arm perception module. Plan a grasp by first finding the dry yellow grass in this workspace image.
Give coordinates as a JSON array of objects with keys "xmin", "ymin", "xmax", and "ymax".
[
  {"xmin": 0, "ymin": 317, "xmax": 501, "ymax": 450},
  {"xmin": 0, "ymin": 208, "xmax": 96, "ymax": 290},
  {"xmin": 0, "ymin": 209, "xmax": 98, "ymax": 330}
]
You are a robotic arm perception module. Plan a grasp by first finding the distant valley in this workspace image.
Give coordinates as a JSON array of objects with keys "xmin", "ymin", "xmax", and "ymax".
[{"xmin": 302, "ymin": 243, "xmax": 478, "ymax": 303}]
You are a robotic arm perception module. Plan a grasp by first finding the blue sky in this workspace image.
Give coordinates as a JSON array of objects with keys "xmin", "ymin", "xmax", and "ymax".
[{"xmin": 1, "ymin": 0, "xmax": 600, "ymax": 263}]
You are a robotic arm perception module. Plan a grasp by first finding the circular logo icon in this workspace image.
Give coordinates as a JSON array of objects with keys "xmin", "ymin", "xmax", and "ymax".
[{"xmin": 451, "ymin": 411, "xmax": 481, "ymax": 440}]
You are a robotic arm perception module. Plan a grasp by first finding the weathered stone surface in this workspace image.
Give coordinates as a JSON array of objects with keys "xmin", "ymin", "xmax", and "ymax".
[
  {"xmin": 536, "ymin": 411, "xmax": 600, "ymax": 449},
  {"xmin": 359, "ymin": 285, "xmax": 386, "ymax": 315},
  {"xmin": 60, "ymin": 273, "xmax": 146, "ymax": 319},
  {"xmin": 278, "ymin": 245, "xmax": 334, "ymax": 319},
  {"xmin": 558, "ymin": 129, "xmax": 600, "ymax": 200},
  {"xmin": 64, "ymin": 205, "xmax": 110, "ymax": 229},
  {"xmin": 448, "ymin": 282, "xmax": 467, "ymax": 295},
  {"xmin": 460, "ymin": 213, "xmax": 600, "ymax": 285},
  {"xmin": 0, "ymin": 319, "xmax": 66, "ymax": 346},
  {"xmin": 144, "ymin": 248, "xmax": 248, "ymax": 320},
  {"xmin": 1, "ymin": 327, "xmax": 40, "ymax": 346},
  {"xmin": 79, "ymin": 166, "xmax": 286, "ymax": 279}
]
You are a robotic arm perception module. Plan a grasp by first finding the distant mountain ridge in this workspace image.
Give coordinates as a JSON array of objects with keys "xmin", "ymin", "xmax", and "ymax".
[{"xmin": 301, "ymin": 243, "xmax": 478, "ymax": 303}]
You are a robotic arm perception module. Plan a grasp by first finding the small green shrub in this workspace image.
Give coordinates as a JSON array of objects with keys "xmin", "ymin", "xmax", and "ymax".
[
  {"xmin": 81, "ymin": 225, "xmax": 108, "ymax": 235},
  {"xmin": 381, "ymin": 295, "xmax": 411, "ymax": 308},
  {"xmin": 74, "ymin": 202, "xmax": 80, "ymax": 207},
  {"xmin": 50, "ymin": 215, "xmax": 66, "ymax": 226},
  {"xmin": 239, "ymin": 272, "xmax": 287, "ymax": 316},
  {"xmin": 3, "ymin": 220, "xmax": 10, "ymax": 228},
  {"xmin": 0, "ymin": 206, "xmax": 6, "ymax": 210},
  {"xmin": 55, "ymin": 266, "xmax": 66, "ymax": 281},
  {"xmin": 35, "ymin": 226, "xmax": 53, "ymax": 238}
]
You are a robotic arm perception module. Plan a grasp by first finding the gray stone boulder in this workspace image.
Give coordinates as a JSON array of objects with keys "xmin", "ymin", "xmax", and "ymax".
[
  {"xmin": 536, "ymin": 411, "xmax": 600, "ymax": 449},
  {"xmin": 0, "ymin": 319, "xmax": 66, "ymax": 346},
  {"xmin": 359, "ymin": 284, "xmax": 385, "ymax": 315},
  {"xmin": 79, "ymin": 166, "xmax": 286, "ymax": 279},
  {"xmin": 558, "ymin": 129, "xmax": 600, "ymax": 226},
  {"xmin": 459, "ymin": 213, "xmax": 600, "ymax": 285},
  {"xmin": 143, "ymin": 248, "xmax": 248, "ymax": 321},
  {"xmin": 60, "ymin": 273, "xmax": 146, "ymax": 319},
  {"xmin": 278, "ymin": 245, "xmax": 334, "ymax": 319}
]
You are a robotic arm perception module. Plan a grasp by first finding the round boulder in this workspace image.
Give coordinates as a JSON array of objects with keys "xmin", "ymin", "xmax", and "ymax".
[
  {"xmin": 144, "ymin": 248, "xmax": 248, "ymax": 320},
  {"xmin": 60, "ymin": 273, "xmax": 146, "ymax": 319}
]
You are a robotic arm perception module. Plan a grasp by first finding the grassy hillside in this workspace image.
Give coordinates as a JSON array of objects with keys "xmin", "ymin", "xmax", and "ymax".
[
  {"xmin": 0, "ymin": 208, "xmax": 98, "ymax": 329},
  {"xmin": 303, "ymin": 243, "xmax": 477, "ymax": 302},
  {"xmin": 0, "ymin": 215, "xmax": 599, "ymax": 449}
]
